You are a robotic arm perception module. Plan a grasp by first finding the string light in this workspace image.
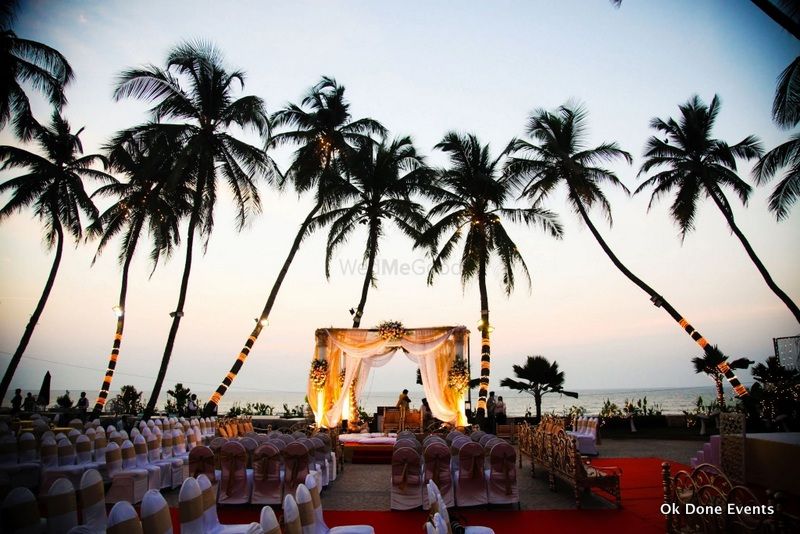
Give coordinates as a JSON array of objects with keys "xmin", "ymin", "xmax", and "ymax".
[{"xmin": 112, "ymin": 305, "xmax": 124, "ymax": 318}]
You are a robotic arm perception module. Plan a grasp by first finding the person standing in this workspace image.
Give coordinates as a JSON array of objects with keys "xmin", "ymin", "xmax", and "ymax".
[
  {"xmin": 486, "ymin": 391, "xmax": 496, "ymax": 432},
  {"xmin": 10, "ymin": 389, "xmax": 23, "ymax": 414},
  {"xmin": 77, "ymin": 391, "xmax": 89, "ymax": 418},
  {"xmin": 396, "ymin": 389, "xmax": 411, "ymax": 431},
  {"xmin": 187, "ymin": 394, "xmax": 198, "ymax": 416},
  {"xmin": 22, "ymin": 392, "xmax": 36, "ymax": 412},
  {"xmin": 494, "ymin": 395, "xmax": 507, "ymax": 425}
]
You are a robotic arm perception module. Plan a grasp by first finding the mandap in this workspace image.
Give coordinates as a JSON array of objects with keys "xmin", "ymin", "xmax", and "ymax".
[{"xmin": 307, "ymin": 325, "xmax": 470, "ymax": 428}]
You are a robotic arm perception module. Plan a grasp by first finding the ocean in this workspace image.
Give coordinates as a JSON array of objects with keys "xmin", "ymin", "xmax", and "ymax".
[{"xmin": 155, "ymin": 384, "xmax": 728, "ymax": 417}]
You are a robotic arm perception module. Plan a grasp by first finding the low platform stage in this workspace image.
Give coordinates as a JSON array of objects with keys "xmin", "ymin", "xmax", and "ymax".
[{"xmin": 342, "ymin": 442, "xmax": 395, "ymax": 464}]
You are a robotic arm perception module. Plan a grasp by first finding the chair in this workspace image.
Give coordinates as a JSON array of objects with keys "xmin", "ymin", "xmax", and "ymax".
[
  {"xmin": 105, "ymin": 442, "xmax": 148, "ymax": 504},
  {"xmin": 77, "ymin": 469, "xmax": 106, "ymax": 533},
  {"xmin": 68, "ymin": 429, "xmax": 81, "ymax": 445},
  {"xmin": 196, "ymin": 473, "xmax": 257, "ymax": 533},
  {"xmin": 390, "ymin": 447, "xmax": 423, "ymax": 510},
  {"xmin": 433, "ymin": 493, "xmax": 495, "ymax": 533},
  {"xmin": 485, "ymin": 441, "xmax": 518, "ymax": 506},
  {"xmin": 46, "ymin": 477, "xmax": 78, "ymax": 534},
  {"xmin": 10, "ymin": 433, "xmax": 40, "ymax": 488},
  {"xmin": 240, "ymin": 437, "xmax": 258, "ymax": 465},
  {"xmin": 310, "ymin": 438, "xmax": 329, "ymax": 487},
  {"xmin": 423, "ymin": 442, "xmax": 453, "ymax": 509},
  {"xmin": 74, "ymin": 435, "xmax": 100, "ymax": 471},
  {"xmin": 141, "ymin": 490, "xmax": 173, "ymax": 534},
  {"xmin": 304, "ymin": 473, "xmax": 374, "ymax": 534},
  {"xmin": 159, "ymin": 433, "xmax": 185, "ymax": 488},
  {"xmin": 41, "ymin": 438, "xmax": 84, "ymax": 493},
  {"xmin": 1, "ymin": 486, "xmax": 46, "ymax": 533},
  {"xmin": 283, "ymin": 494, "xmax": 303, "ymax": 534},
  {"xmin": 260, "ymin": 506, "xmax": 281, "ymax": 534},
  {"xmin": 454, "ymin": 441, "xmax": 488, "ymax": 507},
  {"xmin": 251, "ymin": 443, "xmax": 283, "ymax": 505},
  {"xmin": 283, "ymin": 442, "xmax": 311, "ymax": 497},
  {"xmin": 107, "ymin": 501, "xmax": 143, "ymax": 534},
  {"xmin": 179, "ymin": 477, "xmax": 205, "ymax": 534},
  {"xmin": 218, "ymin": 440, "xmax": 250, "ymax": 504},
  {"xmin": 133, "ymin": 435, "xmax": 162, "ymax": 491},
  {"xmin": 188, "ymin": 446, "xmax": 216, "ymax": 483},
  {"xmin": 146, "ymin": 434, "xmax": 176, "ymax": 489}
]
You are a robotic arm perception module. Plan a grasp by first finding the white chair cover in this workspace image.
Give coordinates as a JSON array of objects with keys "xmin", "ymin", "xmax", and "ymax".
[
  {"xmin": 46, "ymin": 477, "xmax": 78, "ymax": 534},
  {"xmin": 78, "ymin": 469, "xmax": 106, "ymax": 533},
  {"xmin": 141, "ymin": 490, "xmax": 173, "ymax": 534},
  {"xmin": 178, "ymin": 477, "xmax": 205, "ymax": 534},
  {"xmin": 283, "ymin": 494, "xmax": 303, "ymax": 534},
  {"xmin": 260, "ymin": 506, "xmax": 281, "ymax": 534},
  {"xmin": 105, "ymin": 442, "xmax": 148, "ymax": 505},
  {"xmin": 107, "ymin": 501, "xmax": 143, "ymax": 534},
  {"xmin": 197, "ymin": 473, "xmax": 254, "ymax": 533},
  {"xmin": 390, "ymin": 447, "xmax": 423, "ymax": 510},
  {"xmin": 133, "ymin": 435, "xmax": 161, "ymax": 491},
  {"xmin": 2, "ymin": 486, "xmax": 46, "ymax": 533}
]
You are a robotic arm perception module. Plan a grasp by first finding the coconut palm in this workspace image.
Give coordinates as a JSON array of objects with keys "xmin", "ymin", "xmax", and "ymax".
[
  {"xmin": 691, "ymin": 347, "xmax": 752, "ymax": 409},
  {"xmin": 500, "ymin": 355, "xmax": 578, "ymax": 420},
  {"xmin": 754, "ymin": 56, "xmax": 800, "ymax": 220},
  {"xmin": 203, "ymin": 77, "xmax": 385, "ymax": 413},
  {"xmin": 113, "ymin": 41, "xmax": 276, "ymax": 417},
  {"xmin": 416, "ymin": 132, "xmax": 563, "ymax": 420},
  {"xmin": 638, "ymin": 95, "xmax": 799, "ymax": 324},
  {"xmin": 87, "ymin": 132, "xmax": 192, "ymax": 415},
  {"xmin": 0, "ymin": 0, "xmax": 73, "ymax": 140},
  {"xmin": 313, "ymin": 136, "xmax": 432, "ymax": 327},
  {"xmin": 0, "ymin": 111, "xmax": 110, "ymax": 402},
  {"xmin": 505, "ymin": 103, "xmax": 752, "ymax": 396}
]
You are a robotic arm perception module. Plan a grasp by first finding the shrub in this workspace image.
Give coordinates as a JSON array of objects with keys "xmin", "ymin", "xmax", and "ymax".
[{"xmin": 108, "ymin": 385, "xmax": 144, "ymax": 415}]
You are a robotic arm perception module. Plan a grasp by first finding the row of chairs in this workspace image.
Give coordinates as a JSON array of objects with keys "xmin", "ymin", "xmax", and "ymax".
[
  {"xmin": 390, "ymin": 430, "xmax": 518, "ymax": 510},
  {"xmin": 565, "ymin": 416, "xmax": 599, "ymax": 455},
  {"xmin": 423, "ymin": 480, "xmax": 495, "ymax": 534}
]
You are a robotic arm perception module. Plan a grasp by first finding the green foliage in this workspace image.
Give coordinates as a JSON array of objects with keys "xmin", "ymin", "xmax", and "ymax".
[
  {"xmin": 747, "ymin": 356, "xmax": 800, "ymax": 428},
  {"xmin": 165, "ymin": 383, "xmax": 192, "ymax": 415},
  {"xmin": 109, "ymin": 385, "xmax": 144, "ymax": 415},
  {"xmin": 55, "ymin": 391, "xmax": 73, "ymax": 410},
  {"xmin": 600, "ymin": 398, "xmax": 622, "ymax": 418},
  {"xmin": 563, "ymin": 405, "xmax": 586, "ymax": 419},
  {"xmin": 227, "ymin": 402, "xmax": 275, "ymax": 417}
]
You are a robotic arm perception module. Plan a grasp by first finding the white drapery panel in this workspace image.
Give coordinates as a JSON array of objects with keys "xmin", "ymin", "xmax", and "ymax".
[{"xmin": 307, "ymin": 326, "xmax": 469, "ymax": 427}]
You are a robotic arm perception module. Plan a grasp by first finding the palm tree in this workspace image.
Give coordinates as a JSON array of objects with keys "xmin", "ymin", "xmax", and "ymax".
[
  {"xmin": 87, "ymin": 132, "xmax": 192, "ymax": 415},
  {"xmin": 313, "ymin": 136, "xmax": 432, "ymax": 327},
  {"xmin": 500, "ymin": 355, "xmax": 578, "ymax": 420},
  {"xmin": 113, "ymin": 41, "xmax": 276, "ymax": 417},
  {"xmin": 416, "ymin": 132, "xmax": 563, "ymax": 420},
  {"xmin": 754, "ymin": 56, "xmax": 800, "ymax": 220},
  {"xmin": 505, "ymin": 103, "xmax": 752, "ymax": 397},
  {"xmin": 691, "ymin": 347, "xmax": 752, "ymax": 409},
  {"xmin": 203, "ymin": 77, "xmax": 385, "ymax": 413},
  {"xmin": 1, "ymin": 0, "xmax": 73, "ymax": 140},
  {"xmin": 0, "ymin": 111, "xmax": 110, "ymax": 402},
  {"xmin": 638, "ymin": 95, "xmax": 799, "ymax": 324}
]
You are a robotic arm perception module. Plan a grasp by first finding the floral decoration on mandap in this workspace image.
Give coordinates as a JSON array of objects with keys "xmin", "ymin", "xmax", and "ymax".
[
  {"xmin": 448, "ymin": 358, "xmax": 470, "ymax": 393},
  {"xmin": 377, "ymin": 320, "xmax": 407, "ymax": 341},
  {"xmin": 310, "ymin": 359, "xmax": 328, "ymax": 391}
]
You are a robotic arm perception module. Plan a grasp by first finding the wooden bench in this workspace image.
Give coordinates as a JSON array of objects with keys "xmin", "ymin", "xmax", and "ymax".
[
  {"xmin": 661, "ymin": 462, "xmax": 798, "ymax": 533},
  {"xmin": 548, "ymin": 429, "xmax": 621, "ymax": 508}
]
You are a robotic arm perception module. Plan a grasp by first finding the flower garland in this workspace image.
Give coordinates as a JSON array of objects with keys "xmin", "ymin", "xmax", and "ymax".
[
  {"xmin": 377, "ymin": 320, "xmax": 407, "ymax": 341},
  {"xmin": 448, "ymin": 358, "xmax": 470, "ymax": 393},
  {"xmin": 309, "ymin": 359, "xmax": 328, "ymax": 391}
]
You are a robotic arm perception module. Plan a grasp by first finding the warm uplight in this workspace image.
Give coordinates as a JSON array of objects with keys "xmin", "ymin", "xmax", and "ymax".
[{"xmin": 112, "ymin": 305, "xmax": 124, "ymax": 318}]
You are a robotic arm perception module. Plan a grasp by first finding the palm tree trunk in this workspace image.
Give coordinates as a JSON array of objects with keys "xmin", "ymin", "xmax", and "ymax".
[
  {"xmin": 572, "ymin": 198, "xmax": 750, "ymax": 397},
  {"xmin": 91, "ymin": 230, "xmax": 138, "ymax": 416},
  {"xmin": 708, "ymin": 191, "xmax": 800, "ymax": 324},
  {"xmin": 750, "ymin": 0, "xmax": 800, "ymax": 40},
  {"xmin": 144, "ymin": 199, "xmax": 202, "ymax": 419},
  {"xmin": 203, "ymin": 201, "xmax": 324, "ymax": 415},
  {"xmin": 477, "ymin": 257, "xmax": 491, "ymax": 423},
  {"xmin": 534, "ymin": 392, "xmax": 542, "ymax": 421},
  {"xmin": 715, "ymin": 375, "xmax": 725, "ymax": 409},
  {"xmin": 351, "ymin": 222, "xmax": 379, "ymax": 328},
  {"xmin": 0, "ymin": 224, "xmax": 64, "ymax": 404}
]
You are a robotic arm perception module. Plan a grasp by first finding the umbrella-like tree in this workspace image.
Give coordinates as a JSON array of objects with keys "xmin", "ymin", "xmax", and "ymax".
[
  {"xmin": 0, "ymin": 111, "xmax": 111, "ymax": 402},
  {"xmin": 87, "ymin": 132, "xmax": 192, "ymax": 415},
  {"xmin": 113, "ymin": 41, "xmax": 276, "ymax": 417},
  {"xmin": 505, "ymin": 103, "xmax": 752, "ymax": 397},
  {"xmin": 203, "ymin": 77, "xmax": 385, "ymax": 413},
  {"xmin": 0, "ymin": 0, "xmax": 73, "ymax": 140},
  {"xmin": 754, "ymin": 56, "xmax": 800, "ymax": 220},
  {"xmin": 638, "ymin": 95, "xmax": 799, "ymax": 324},
  {"xmin": 313, "ymin": 135, "xmax": 432, "ymax": 328},
  {"xmin": 416, "ymin": 132, "xmax": 563, "ymax": 420},
  {"xmin": 500, "ymin": 355, "xmax": 578, "ymax": 420},
  {"xmin": 691, "ymin": 347, "xmax": 752, "ymax": 409}
]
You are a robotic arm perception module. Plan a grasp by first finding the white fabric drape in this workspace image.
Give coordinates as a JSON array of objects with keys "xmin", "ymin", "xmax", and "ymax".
[{"xmin": 307, "ymin": 326, "xmax": 468, "ymax": 427}]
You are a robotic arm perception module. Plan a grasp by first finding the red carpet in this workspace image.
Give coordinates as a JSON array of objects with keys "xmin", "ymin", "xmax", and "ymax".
[{"xmin": 166, "ymin": 457, "xmax": 687, "ymax": 533}]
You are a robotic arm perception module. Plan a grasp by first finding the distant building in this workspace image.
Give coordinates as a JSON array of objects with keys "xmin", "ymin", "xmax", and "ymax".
[{"xmin": 774, "ymin": 336, "xmax": 800, "ymax": 370}]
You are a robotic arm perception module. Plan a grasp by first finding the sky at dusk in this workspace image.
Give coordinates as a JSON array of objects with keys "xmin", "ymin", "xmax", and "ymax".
[{"xmin": 1, "ymin": 0, "xmax": 799, "ymax": 405}]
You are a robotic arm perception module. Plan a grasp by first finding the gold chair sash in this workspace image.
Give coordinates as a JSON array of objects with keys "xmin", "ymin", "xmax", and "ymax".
[
  {"xmin": 142, "ymin": 507, "xmax": 172, "ymax": 534},
  {"xmin": 18, "ymin": 439, "xmax": 37, "ymax": 451},
  {"xmin": 47, "ymin": 492, "xmax": 77, "ymax": 517},
  {"xmin": 310, "ymin": 484, "xmax": 322, "ymax": 508},
  {"xmin": 298, "ymin": 500, "xmax": 315, "ymax": 527},
  {"xmin": 179, "ymin": 494, "xmax": 204, "ymax": 523},
  {"xmin": 79, "ymin": 480, "xmax": 105, "ymax": 508},
  {"xmin": 1, "ymin": 499, "xmax": 40, "ymax": 528},
  {"xmin": 76, "ymin": 441, "xmax": 91, "ymax": 453},
  {"xmin": 201, "ymin": 486, "xmax": 215, "ymax": 511},
  {"xmin": 108, "ymin": 516, "xmax": 144, "ymax": 534}
]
